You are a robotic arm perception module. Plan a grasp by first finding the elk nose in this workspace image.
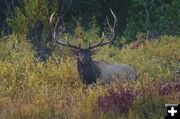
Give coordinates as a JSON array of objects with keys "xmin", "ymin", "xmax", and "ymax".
[
  {"xmin": 81, "ymin": 59, "xmax": 86, "ymax": 64},
  {"xmin": 82, "ymin": 58, "xmax": 89, "ymax": 64}
]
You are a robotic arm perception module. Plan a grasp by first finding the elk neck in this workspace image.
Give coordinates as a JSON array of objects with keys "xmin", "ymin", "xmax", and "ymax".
[{"xmin": 77, "ymin": 59, "xmax": 100, "ymax": 85}]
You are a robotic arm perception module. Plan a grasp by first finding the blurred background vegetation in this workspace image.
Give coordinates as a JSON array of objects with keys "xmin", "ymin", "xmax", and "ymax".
[
  {"xmin": 0, "ymin": 0, "xmax": 179, "ymax": 38},
  {"xmin": 0, "ymin": 0, "xmax": 179, "ymax": 119},
  {"xmin": 0, "ymin": 0, "xmax": 179, "ymax": 60}
]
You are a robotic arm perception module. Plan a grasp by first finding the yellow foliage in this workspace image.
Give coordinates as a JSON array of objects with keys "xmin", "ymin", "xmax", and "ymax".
[{"xmin": 0, "ymin": 35, "xmax": 179, "ymax": 119}]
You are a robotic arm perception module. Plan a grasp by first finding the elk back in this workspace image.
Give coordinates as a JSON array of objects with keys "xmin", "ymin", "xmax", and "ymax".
[{"xmin": 94, "ymin": 61, "xmax": 137, "ymax": 82}]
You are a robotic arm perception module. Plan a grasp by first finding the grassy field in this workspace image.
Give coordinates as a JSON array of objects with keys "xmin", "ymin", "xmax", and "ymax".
[{"xmin": 0, "ymin": 35, "xmax": 179, "ymax": 119}]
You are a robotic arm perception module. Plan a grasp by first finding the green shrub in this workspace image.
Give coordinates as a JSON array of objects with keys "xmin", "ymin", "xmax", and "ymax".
[
  {"xmin": 124, "ymin": 0, "xmax": 180, "ymax": 41},
  {"xmin": 7, "ymin": 0, "xmax": 55, "ymax": 34}
]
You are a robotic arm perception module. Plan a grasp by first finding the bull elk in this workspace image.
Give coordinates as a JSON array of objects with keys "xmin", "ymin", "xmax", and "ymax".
[{"xmin": 50, "ymin": 9, "xmax": 137, "ymax": 85}]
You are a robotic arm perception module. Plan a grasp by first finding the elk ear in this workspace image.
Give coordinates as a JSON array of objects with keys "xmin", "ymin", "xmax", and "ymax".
[
  {"xmin": 70, "ymin": 48, "xmax": 79, "ymax": 55},
  {"xmin": 91, "ymin": 49, "xmax": 98, "ymax": 55}
]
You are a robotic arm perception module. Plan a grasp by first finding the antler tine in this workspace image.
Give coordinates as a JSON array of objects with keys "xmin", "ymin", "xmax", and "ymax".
[
  {"xmin": 50, "ymin": 12, "xmax": 80, "ymax": 50},
  {"xmin": 55, "ymin": 37, "xmax": 80, "ymax": 49},
  {"xmin": 110, "ymin": 8, "xmax": 117, "ymax": 31},
  {"xmin": 88, "ymin": 35, "xmax": 105, "ymax": 49},
  {"xmin": 101, "ymin": 32, "xmax": 105, "ymax": 39},
  {"xmin": 88, "ymin": 36, "xmax": 105, "ymax": 49},
  {"xmin": 89, "ymin": 8, "xmax": 117, "ymax": 50}
]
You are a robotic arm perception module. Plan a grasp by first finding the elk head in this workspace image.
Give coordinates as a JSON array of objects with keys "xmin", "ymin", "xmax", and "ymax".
[
  {"xmin": 50, "ymin": 9, "xmax": 117, "ymax": 84},
  {"xmin": 50, "ymin": 9, "xmax": 117, "ymax": 59}
]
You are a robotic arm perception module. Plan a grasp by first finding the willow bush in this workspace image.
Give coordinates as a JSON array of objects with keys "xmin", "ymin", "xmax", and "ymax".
[{"xmin": 0, "ymin": 34, "xmax": 179, "ymax": 119}]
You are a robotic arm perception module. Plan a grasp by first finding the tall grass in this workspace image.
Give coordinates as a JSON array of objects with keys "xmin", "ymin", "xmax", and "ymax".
[{"xmin": 0, "ymin": 34, "xmax": 179, "ymax": 119}]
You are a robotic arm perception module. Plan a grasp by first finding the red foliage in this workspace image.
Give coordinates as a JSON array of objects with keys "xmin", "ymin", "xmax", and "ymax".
[
  {"xmin": 97, "ymin": 88, "xmax": 135, "ymax": 115},
  {"xmin": 158, "ymin": 81, "xmax": 180, "ymax": 96}
]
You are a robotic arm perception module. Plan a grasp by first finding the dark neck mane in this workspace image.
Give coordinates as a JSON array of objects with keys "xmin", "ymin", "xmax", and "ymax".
[{"xmin": 77, "ymin": 60, "xmax": 100, "ymax": 85}]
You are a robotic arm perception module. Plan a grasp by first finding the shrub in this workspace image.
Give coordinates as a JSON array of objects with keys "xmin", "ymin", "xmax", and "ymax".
[
  {"xmin": 132, "ymin": 94, "xmax": 166, "ymax": 119},
  {"xmin": 97, "ymin": 88, "xmax": 135, "ymax": 116},
  {"xmin": 124, "ymin": 0, "xmax": 180, "ymax": 41},
  {"xmin": 6, "ymin": 0, "xmax": 56, "ymax": 34},
  {"xmin": 0, "ymin": 35, "xmax": 179, "ymax": 118}
]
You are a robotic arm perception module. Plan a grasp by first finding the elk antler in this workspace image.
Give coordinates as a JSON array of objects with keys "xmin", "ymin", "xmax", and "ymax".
[
  {"xmin": 88, "ymin": 8, "xmax": 117, "ymax": 50},
  {"xmin": 50, "ymin": 12, "xmax": 81, "ymax": 50}
]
